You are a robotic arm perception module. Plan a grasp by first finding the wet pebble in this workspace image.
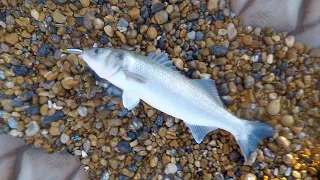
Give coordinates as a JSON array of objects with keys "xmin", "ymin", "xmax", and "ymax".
[
  {"xmin": 210, "ymin": 45, "xmax": 228, "ymax": 57},
  {"xmin": 77, "ymin": 106, "xmax": 88, "ymax": 117},
  {"xmin": 117, "ymin": 140, "xmax": 133, "ymax": 153},
  {"xmin": 155, "ymin": 10, "xmax": 168, "ymax": 24},
  {"xmin": 165, "ymin": 163, "xmax": 178, "ymax": 174},
  {"xmin": 37, "ymin": 43, "xmax": 51, "ymax": 57},
  {"xmin": 42, "ymin": 111, "xmax": 64, "ymax": 125},
  {"xmin": 12, "ymin": 65, "xmax": 28, "ymax": 76},
  {"xmin": 24, "ymin": 106, "xmax": 40, "ymax": 116},
  {"xmin": 61, "ymin": 133, "xmax": 70, "ymax": 144},
  {"xmin": 7, "ymin": 118, "xmax": 18, "ymax": 129},
  {"xmin": 267, "ymin": 99, "xmax": 280, "ymax": 115},
  {"xmin": 25, "ymin": 121, "xmax": 40, "ymax": 136}
]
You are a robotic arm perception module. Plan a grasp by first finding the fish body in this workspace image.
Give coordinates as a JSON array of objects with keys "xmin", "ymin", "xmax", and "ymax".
[{"xmin": 79, "ymin": 47, "xmax": 275, "ymax": 161}]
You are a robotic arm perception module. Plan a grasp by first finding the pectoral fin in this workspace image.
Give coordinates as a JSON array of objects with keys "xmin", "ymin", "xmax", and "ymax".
[
  {"xmin": 122, "ymin": 91, "xmax": 140, "ymax": 110},
  {"xmin": 123, "ymin": 71, "xmax": 148, "ymax": 84},
  {"xmin": 185, "ymin": 122, "xmax": 218, "ymax": 143}
]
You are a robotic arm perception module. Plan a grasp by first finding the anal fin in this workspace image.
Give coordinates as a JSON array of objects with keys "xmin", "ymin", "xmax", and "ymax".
[
  {"xmin": 122, "ymin": 91, "xmax": 140, "ymax": 110},
  {"xmin": 185, "ymin": 122, "xmax": 218, "ymax": 143}
]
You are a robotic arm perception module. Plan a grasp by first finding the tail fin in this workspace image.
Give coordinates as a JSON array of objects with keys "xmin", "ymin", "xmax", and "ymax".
[{"xmin": 234, "ymin": 120, "xmax": 275, "ymax": 162}]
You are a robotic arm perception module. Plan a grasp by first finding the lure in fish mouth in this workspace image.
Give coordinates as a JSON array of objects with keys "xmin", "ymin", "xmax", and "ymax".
[{"xmin": 62, "ymin": 47, "xmax": 275, "ymax": 162}]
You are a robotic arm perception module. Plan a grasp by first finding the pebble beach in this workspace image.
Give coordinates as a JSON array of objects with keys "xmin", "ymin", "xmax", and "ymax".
[{"xmin": 0, "ymin": 0, "xmax": 319, "ymax": 179}]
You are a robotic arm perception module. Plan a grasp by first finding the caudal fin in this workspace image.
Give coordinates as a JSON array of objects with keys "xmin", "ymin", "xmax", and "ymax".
[{"xmin": 234, "ymin": 120, "xmax": 275, "ymax": 162}]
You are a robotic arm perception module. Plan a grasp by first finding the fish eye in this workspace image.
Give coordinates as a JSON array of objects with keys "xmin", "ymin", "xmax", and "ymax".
[{"xmin": 94, "ymin": 48, "xmax": 99, "ymax": 54}]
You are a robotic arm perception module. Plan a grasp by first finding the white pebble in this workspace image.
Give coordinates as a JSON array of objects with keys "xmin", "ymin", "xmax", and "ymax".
[
  {"xmin": 25, "ymin": 121, "xmax": 40, "ymax": 137},
  {"xmin": 60, "ymin": 133, "xmax": 70, "ymax": 144},
  {"xmin": 30, "ymin": 9, "xmax": 40, "ymax": 20},
  {"xmin": 77, "ymin": 106, "xmax": 88, "ymax": 117},
  {"xmin": 81, "ymin": 150, "xmax": 88, "ymax": 158},
  {"xmin": 165, "ymin": 163, "xmax": 178, "ymax": 174},
  {"xmin": 267, "ymin": 54, "xmax": 274, "ymax": 64},
  {"xmin": 285, "ymin": 167, "xmax": 292, "ymax": 176},
  {"xmin": 285, "ymin": 35, "xmax": 295, "ymax": 48}
]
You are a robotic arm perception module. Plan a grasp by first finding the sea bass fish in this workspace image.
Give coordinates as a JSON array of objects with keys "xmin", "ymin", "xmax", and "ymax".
[{"xmin": 74, "ymin": 47, "xmax": 274, "ymax": 161}]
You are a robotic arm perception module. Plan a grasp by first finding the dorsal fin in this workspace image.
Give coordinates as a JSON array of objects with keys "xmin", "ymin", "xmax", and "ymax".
[
  {"xmin": 192, "ymin": 79, "xmax": 225, "ymax": 108},
  {"xmin": 148, "ymin": 51, "xmax": 178, "ymax": 71}
]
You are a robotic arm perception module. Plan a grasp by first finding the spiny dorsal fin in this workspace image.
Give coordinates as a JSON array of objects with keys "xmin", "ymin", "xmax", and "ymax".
[
  {"xmin": 192, "ymin": 79, "xmax": 225, "ymax": 108},
  {"xmin": 148, "ymin": 51, "xmax": 178, "ymax": 71}
]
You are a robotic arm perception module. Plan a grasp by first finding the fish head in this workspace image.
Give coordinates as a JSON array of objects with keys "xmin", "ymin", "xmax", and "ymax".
[{"xmin": 80, "ymin": 48, "xmax": 127, "ymax": 79}]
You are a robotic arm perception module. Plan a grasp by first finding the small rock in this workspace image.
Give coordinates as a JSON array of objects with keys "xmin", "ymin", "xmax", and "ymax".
[
  {"xmin": 207, "ymin": 0, "xmax": 219, "ymax": 11},
  {"xmin": 125, "ymin": 0, "xmax": 136, "ymax": 7},
  {"xmin": 283, "ymin": 153, "xmax": 294, "ymax": 165},
  {"xmin": 42, "ymin": 111, "xmax": 64, "ymax": 125},
  {"xmin": 77, "ymin": 106, "xmax": 88, "ymax": 117},
  {"xmin": 243, "ymin": 173, "xmax": 257, "ymax": 180},
  {"xmin": 128, "ymin": 8, "xmax": 140, "ymax": 20},
  {"xmin": 147, "ymin": 109, "xmax": 157, "ymax": 118},
  {"xmin": 117, "ymin": 140, "xmax": 133, "ymax": 153},
  {"xmin": 129, "ymin": 117, "xmax": 143, "ymax": 131},
  {"xmin": 150, "ymin": 157, "xmax": 158, "ymax": 168},
  {"xmin": 137, "ymin": 131, "xmax": 148, "ymax": 141},
  {"xmin": 267, "ymin": 99, "xmax": 280, "ymax": 115},
  {"xmin": 267, "ymin": 54, "xmax": 273, "ymax": 64},
  {"xmin": 210, "ymin": 45, "xmax": 228, "ymax": 57},
  {"xmin": 50, "ymin": 34, "xmax": 61, "ymax": 44},
  {"xmin": 155, "ymin": 10, "xmax": 168, "ymax": 24},
  {"xmin": 25, "ymin": 121, "xmax": 40, "ymax": 136},
  {"xmin": 147, "ymin": 27, "xmax": 157, "ymax": 39},
  {"xmin": 246, "ymin": 151, "xmax": 258, "ymax": 165},
  {"xmin": 7, "ymin": 118, "xmax": 18, "ymax": 129},
  {"xmin": 52, "ymin": 11, "xmax": 66, "ymax": 23},
  {"xmin": 165, "ymin": 117, "xmax": 174, "ymax": 127},
  {"xmin": 227, "ymin": 23, "xmax": 237, "ymax": 41},
  {"xmin": 243, "ymin": 35, "xmax": 253, "ymax": 46},
  {"xmin": 109, "ymin": 159, "xmax": 119, "ymax": 169},
  {"xmin": 93, "ymin": 18, "xmax": 104, "ymax": 30},
  {"xmin": 229, "ymin": 150, "xmax": 241, "ymax": 162},
  {"xmin": 122, "ymin": 168, "xmax": 134, "ymax": 177},
  {"xmin": 276, "ymin": 136, "xmax": 291, "ymax": 150},
  {"xmin": 49, "ymin": 126, "xmax": 60, "ymax": 136},
  {"xmin": 292, "ymin": 170, "xmax": 301, "ymax": 179},
  {"xmin": 83, "ymin": 13, "xmax": 94, "ymax": 30},
  {"xmin": 108, "ymin": 119, "xmax": 122, "ymax": 126},
  {"xmin": 195, "ymin": 32, "xmax": 204, "ymax": 40},
  {"xmin": 80, "ymin": 0, "xmax": 90, "ymax": 7},
  {"xmin": 24, "ymin": 106, "xmax": 40, "ymax": 116},
  {"xmin": 187, "ymin": 31, "xmax": 196, "ymax": 40},
  {"xmin": 83, "ymin": 139, "xmax": 91, "ymax": 152},
  {"xmin": 0, "ymin": 43, "xmax": 9, "ymax": 52},
  {"xmin": 213, "ymin": 172, "xmax": 224, "ymax": 180},
  {"xmin": 109, "ymin": 127, "xmax": 118, "ymax": 136},
  {"xmin": 244, "ymin": 75, "xmax": 255, "ymax": 89},
  {"xmin": 12, "ymin": 65, "xmax": 28, "ymax": 75},
  {"xmin": 30, "ymin": 9, "xmax": 40, "ymax": 20},
  {"xmin": 165, "ymin": 163, "xmax": 178, "ymax": 174},
  {"xmin": 117, "ymin": 18, "xmax": 129, "ymax": 32},
  {"xmin": 281, "ymin": 115, "xmax": 294, "ymax": 127},
  {"xmin": 37, "ymin": 43, "xmax": 51, "ymax": 57},
  {"xmin": 186, "ymin": 12, "xmax": 199, "ymax": 21},
  {"xmin": 5, "ymin": 33, "xmax": 19, "ymax": 45},
  {"xmin": 151, "ymin": 3, "xmax": 165, "ymax": 13},
  {"xmin": 104, "ymin": 25, "xmax": 114, "ymax": 37},
  {"xmin": 60, "ymin": 133, "xmax": 70, "ymax": 144},
  {"xmin": 285, "ymin": 36, "xmax": 295, "ymax": 48},
  {"xmin": 173, "ymin": 58, "xmax": 183, "ymax": 70}
]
